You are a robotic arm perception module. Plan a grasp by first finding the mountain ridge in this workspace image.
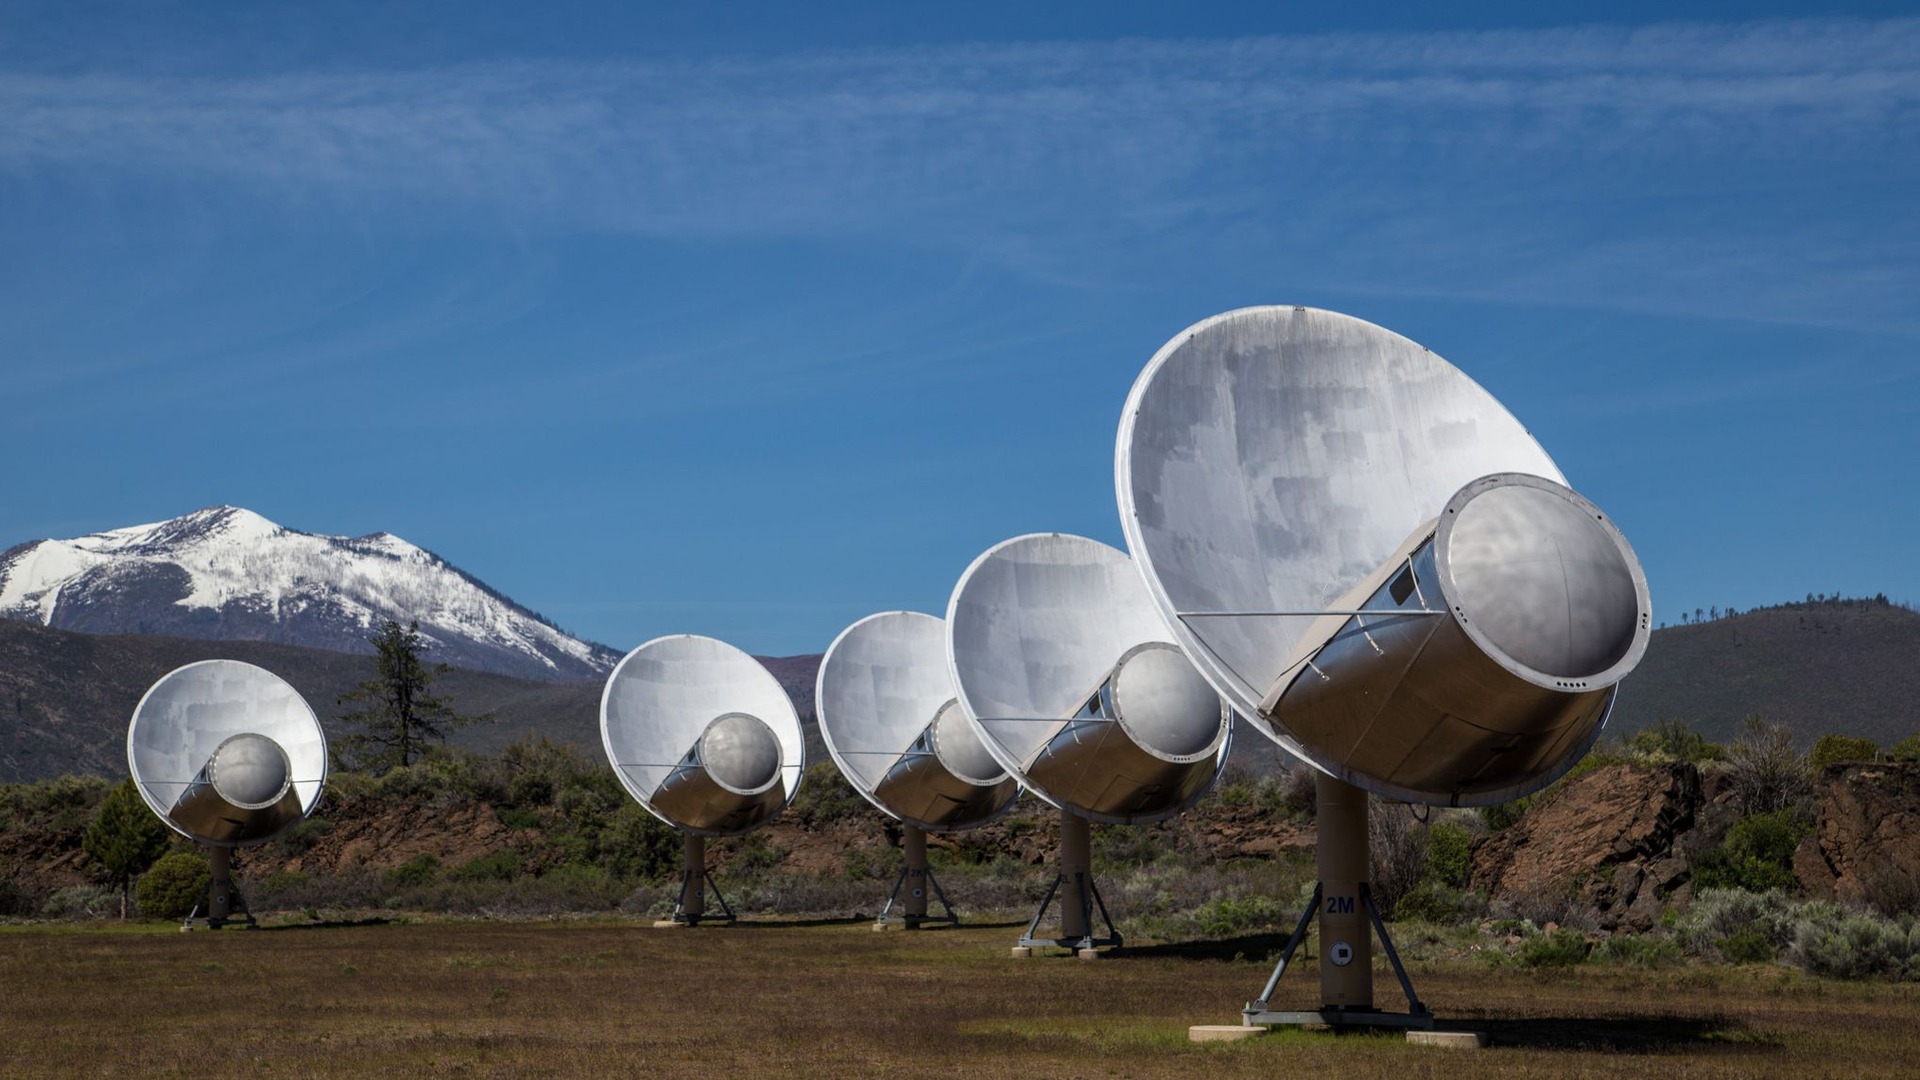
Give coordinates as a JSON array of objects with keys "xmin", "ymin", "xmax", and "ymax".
[{"xmin": 0, "ymin": 506, "xmax": 619, "ymax": 683}]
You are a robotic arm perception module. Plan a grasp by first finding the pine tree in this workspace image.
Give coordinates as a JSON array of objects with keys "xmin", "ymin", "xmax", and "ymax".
[
  {"xmin": 83, "ymin": 778, "xmax": 171, "ymax": 919},
  {"xmin": 334, "ymin": 620, "xmax": 482, "ymax": 772}
]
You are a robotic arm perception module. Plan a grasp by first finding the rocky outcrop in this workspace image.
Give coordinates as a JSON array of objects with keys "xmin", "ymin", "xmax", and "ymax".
[
  {"xmin": 1471, "ymin": 763, "xmax": 1708, "ymax": 930},
  {"xmin": 1794, "ymin": 762, "xmax": 1920, "ymax": 911}
]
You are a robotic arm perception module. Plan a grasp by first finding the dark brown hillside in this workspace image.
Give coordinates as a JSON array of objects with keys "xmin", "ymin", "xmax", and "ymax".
[
  {"xmin": 0, "ymin": 620, "xmax": 822, "ymax": 784},
  {"xmin": 1605, "ymin": 598, "xmax": 1920, "ymax": 748}
]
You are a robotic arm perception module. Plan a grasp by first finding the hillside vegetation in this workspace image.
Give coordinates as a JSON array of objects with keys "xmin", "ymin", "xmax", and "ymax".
[{"xmin": 1607, "ymin": 596, "xmax": 1920, "ymax": 748}]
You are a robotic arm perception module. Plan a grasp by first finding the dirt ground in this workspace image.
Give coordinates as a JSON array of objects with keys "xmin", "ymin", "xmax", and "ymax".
[{"xmin": 0, "ymin": 917, "xmax": 1912, "ymax": 1078}]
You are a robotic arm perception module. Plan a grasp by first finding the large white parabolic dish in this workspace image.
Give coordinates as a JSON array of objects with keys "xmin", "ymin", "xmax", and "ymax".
[
  {"xmin": 945, "ymin": 533, "xmax": 1230, "ymax": 826},
  {"xmin": 600, "ymin": 634, "xmax": 805, "ymax": 837},
  {"xmin": 1117, "ymin": 306, "xmax": 1649, "ymax": 805},
  {"xmin": 817, "ymin": 611, "xmax": 1018, "ymax": 832},
  {"xmin": 126, "ymin": 659, "xmax": 328, "ymax": 847}
]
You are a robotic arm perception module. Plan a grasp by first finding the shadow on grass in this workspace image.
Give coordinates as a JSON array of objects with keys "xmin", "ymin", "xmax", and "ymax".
[
  {"xmin": 1102, "ymin": 932, "xmax": 1292, "ymax": 961},
  {"xmin": 259, "ymin": 917, "xmax": 396, "ymax": 932},
  {"xmin": 1455, "ymin": 1015, "xmax": 1774, "ymax": 1054},
  {"xmin": 718, "ymin": 916, "xmax": 875, "ymax": 929}
]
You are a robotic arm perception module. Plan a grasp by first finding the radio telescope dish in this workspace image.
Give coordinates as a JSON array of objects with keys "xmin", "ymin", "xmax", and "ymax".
[
  {"xmin": 946, "ymin": 532, "xmax": 1231, "ymax": 953},
  {"xmin": 1116, "ymin": 305, "xmax": 1651, "ymax": 1029},
  {"xmin": 601, "ymin": 634, "xmax": 805, "ymax": 925},
  {"xmin": 817, "ymin": 611, "xmax": 1019, "ymax": 927},
  {"xmin": 126, "ymin": 659, "xmax": 328, "ymax": 927}
]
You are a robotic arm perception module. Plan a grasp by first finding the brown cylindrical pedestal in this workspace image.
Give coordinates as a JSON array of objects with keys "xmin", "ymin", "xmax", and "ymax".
[
  {"xmin": 679, "ymin": 834, "xmax": 707, "ymax": 922},
  {"xmin": 903, "ymin": 825, "xmax": 929, "ymax": 923},
  {"xmin": 1316, "ymin": 774, "xmax": 1373, "ymax": 1009},
  {"xmin": 208, "ymin": 845, "xmax": 234, "ymax": 925},
  {"xmin": 1059, "ymin": 810, "xmax": 1092, "ymax": 940}
]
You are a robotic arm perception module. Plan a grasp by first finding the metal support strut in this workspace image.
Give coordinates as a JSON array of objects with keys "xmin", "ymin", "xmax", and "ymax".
[
  {"xmin": 184, "ymin": 845, "xmax": 256, "ymax": 930},
  {"xmin": 1017, "ymin": 810, "xmax": 1121, "ymax": 951},
  {"xmin": 1242, "ymin": 775, "xmax": 1431, "ymax": 1029},
  {"xmin": 670, "ymin": 834, "xmax": 737, "ymax": 926}
]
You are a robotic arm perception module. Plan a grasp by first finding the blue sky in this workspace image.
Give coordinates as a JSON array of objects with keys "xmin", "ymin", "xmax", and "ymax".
[{"xmin": 1, "ymin": 2, "xmax": 1915, "ymax": 656}]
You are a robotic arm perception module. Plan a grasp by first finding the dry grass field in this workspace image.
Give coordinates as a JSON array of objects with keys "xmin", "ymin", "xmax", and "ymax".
[{"xmin": 1, "ymin": 917, "xmax": 1913, "ymax": 1078}]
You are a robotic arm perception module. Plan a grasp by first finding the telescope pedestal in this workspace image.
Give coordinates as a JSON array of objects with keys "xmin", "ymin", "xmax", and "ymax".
[
  {"xmin": 184, "ymin": 845, "xmax": 255, "ymax": 931},
  {"xmin": 1242, "ymin": 775, "xmax": 1430, "ymax": 1029},
  {"xmin": 1016, "ymin": 810, "xmax": 1120, "ymax": 954},
  {"xmin": 877, "ymin": 825, "xmax": 958, "ymax": 929},
  {"xmin": 659, "ymin": 834, "xmax": 736, "ymax": 927}
]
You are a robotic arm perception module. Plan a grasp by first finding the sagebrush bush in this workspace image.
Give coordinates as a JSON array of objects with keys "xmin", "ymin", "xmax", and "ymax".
[
  {"xmin": 136, "ymin": 851, "xmax": 211, "ymax": 920},
  {"xmin": 38, "ymin": 884, "xmax": 118, "ymax": 920},
  {"xmin": 1675, "ymin": 887, "xmax": 1797, "ymax": 961},
  {"xmin": 1594, "ymin": 933, "xmax": 1684, "ymax": 967},
  {"xmin": 1515, "ymin": 929, "xmax": 1591, "ymax": 967},
  {"xmin": 1790, "ymin": 907, "xmax": 1920, "ymax": 980},
  {"xmin": 1394, "ymin": 880, "xmax": 1487, "ymax": 925}
]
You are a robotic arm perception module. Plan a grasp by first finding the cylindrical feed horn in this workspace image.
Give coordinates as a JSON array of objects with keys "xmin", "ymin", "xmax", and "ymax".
[
  {"xmin": 1022, "ymin": 644, "xmax": 1227, "ymax": 820},
  {"xmin": 1263, "ymin": 474, "xmax": 1649, "ymax": 804}
]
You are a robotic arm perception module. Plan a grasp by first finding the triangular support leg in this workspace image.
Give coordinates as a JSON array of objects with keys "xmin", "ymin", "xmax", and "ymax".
[
  {"xmin": 184, "ymin": 845, "xmax": 256, "ymax": 931},
  {"xmin": 665, "ymin": 834, "xmax": 736, "ymax": 926},
  {"xmin": 1016, "ymin": 870, "xmax": 1122, "ymax": 951},
  {"xmin": 1241, "ymin": 883, "xmax": 1431, "ymax": 1029},
  {"xmin": 876, "ymin": 866, "xmax": 960, "ymax": 929}
]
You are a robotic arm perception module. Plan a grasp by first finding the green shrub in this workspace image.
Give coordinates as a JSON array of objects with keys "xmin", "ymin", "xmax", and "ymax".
[
  {"xmin": 598, "ymin": 804, "xmax": 680, "ymax": 882},
  {"xmin": 1887, "ymin": 735, "xmax": 1920, "ymax": 762},
  {"xmin": 787, "ymin": 763, "xmax": 870, "ymax": 829},
  {"xmin": 1425, "ymin": 821, "xmax": 1473, "ymax": 889},
  {"xmin": 1194, "ymin": 894, "xmax": 1286, "ymax": 937},
  {"xmin": 1719, "ymin": 927, "xmax": 1779, "ymax": 964},
  {"xmin": 1479, "ymin": 801, "xmax": 1526, "ymax": 832},
  {"xmin": 497, "ymin": 807, "xmax": 543, "ymax": 831},
  {"xmin": 1693, "ymin": 810, "xmax": 1809, "ymax": 893},
  {"xmin": 136, "ymin": 851, "xmax": 211, "ymax": 920},
  {"xmin": 384, "ymin": 854, "xmax": 442, "ymax": 888},
  {"xmin": 1810, "ymin": 734, "xmax": 1880, "ymax": 770},
  {"xmin": 1515, "ymin": 929, "xmax": 1591, "ymax": 967},
  {"xmin": 1790, "ymin": 908, "xmax": 1920, "ymax": 979},
  {"xmin": 38, "ymin": 884, "xmax": 118, "ymax": 919},
  {"xmin": 1675, "ymin": 887, "xmax": 1796, "ymax": 960},
  {"xmin": 1626, "ymin": 720, "xmax": 1726, "ymax": 764},
  {"xmin": 1394, "ymin": 879, "xmax": 1484, "ymax": 925},
  {"xmin": 449, "ymin": 851, "xmax": 523, "ymax": 883},
  {"xmin": 1594, "ymin": 934, "xmax": 1684, "ymax": 967},
  {"xmin": 723, "ymin": 835, "xmax": 787, "ymax": 876}
]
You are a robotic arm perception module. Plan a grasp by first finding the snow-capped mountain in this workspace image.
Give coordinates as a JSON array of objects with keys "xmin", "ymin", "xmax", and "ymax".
[{"xmin": 0, "ymin": 506, "xmax": 619, "ymax": 682}]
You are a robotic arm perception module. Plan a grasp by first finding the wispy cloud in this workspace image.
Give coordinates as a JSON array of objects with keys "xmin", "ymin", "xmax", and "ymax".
[{"xmin": 1, "ymin": 18, "xmax": 1915, "ymax": 328}]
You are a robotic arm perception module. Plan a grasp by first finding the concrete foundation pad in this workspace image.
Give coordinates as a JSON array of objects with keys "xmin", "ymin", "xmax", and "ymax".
[
  {"xmin": 651, "ymin": 919, "xmax": 688, "ymax": 928},
  {"xmin": 1407, "ymin": 1031, "xmax": 1487, "ymax": 1049},
  {"xmin": 1076, "ymin": 948, "xmax": 1101, "ymax": 961},
  {"xmin": 1189, "ymin": 1025, "xmax": 1266, "ymax": 1043},
  {"xmin": 1010, "ymin": 946, "xmax": 1033, "ymax": 958}
]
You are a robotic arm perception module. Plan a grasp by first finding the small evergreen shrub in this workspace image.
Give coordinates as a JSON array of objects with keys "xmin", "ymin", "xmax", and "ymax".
[
  {"xmin": 384, "ymin": 854, "xmax": 442, "ymax": 888},
  {"xmin": 136, "ymin": 851, "xmax": 211, "ymax": 920},
  {"xmin": 449, "ymin": 851, "xmax": 523, "ymax": 883},
  {"xmin": 1809, "ymin": 734, "xmax": 1880, "ymax": 770},
  {"xmin": 1693, "ymin": 810, "xmax": 1809, "ymax": 893},
  {"xmin": 1425, "ymin": 821, "xmax": 1473, "ymax": 889}
]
